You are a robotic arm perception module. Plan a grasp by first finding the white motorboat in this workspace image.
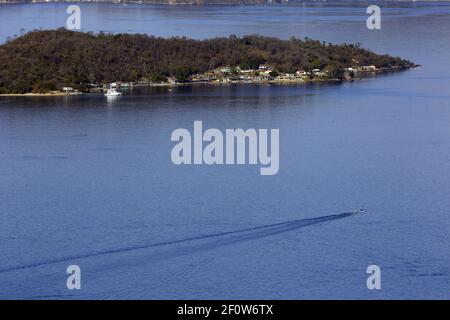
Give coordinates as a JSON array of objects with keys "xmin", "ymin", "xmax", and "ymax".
[{"xmin": 105, "ymin": 89, "xmax": 122, "ymax": 97}]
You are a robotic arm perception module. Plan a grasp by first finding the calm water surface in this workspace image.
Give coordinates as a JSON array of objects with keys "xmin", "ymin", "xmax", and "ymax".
[{"xmin": 0, "ymin": 2, "xmax": 449, "ymax": 299}]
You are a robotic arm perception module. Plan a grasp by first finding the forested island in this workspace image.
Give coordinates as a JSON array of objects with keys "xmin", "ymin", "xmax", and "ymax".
[{"xmin": 0, "ymin": 29, "xmax": 415, "ymax": 95}]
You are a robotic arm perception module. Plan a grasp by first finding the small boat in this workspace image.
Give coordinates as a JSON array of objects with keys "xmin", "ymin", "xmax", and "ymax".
[{"xmin": 105, "ymin": 89, "xmax": 122, "ymax": 97}]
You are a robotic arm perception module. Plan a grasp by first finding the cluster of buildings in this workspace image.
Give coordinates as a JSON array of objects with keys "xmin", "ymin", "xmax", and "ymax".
[
  {"xmin": 58, "ymin": 64, "xmax": 382, "ymax": 93},
  {"xmin": 189, "ymin": 64, "xmax": 380, "ymax": 85},
  {"xmin": 190, "ymin": 65, "xmax": 313, "ymax": 84}
]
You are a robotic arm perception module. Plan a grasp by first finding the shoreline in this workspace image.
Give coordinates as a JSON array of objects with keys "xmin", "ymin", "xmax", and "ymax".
[
  {"xmin": 0, "ymin": 68, "xmax": 417, "ymax": 97},
  {"xmin": 0, "ymin": 1, "xmax": 270, "ymax": 5},
  {"xmin": 0, "ymin": 91, "xmax": 83, "ymax": 97},
  {"xmin": 0, "ymin": 77, "xmax": 377, "ymax": 97},
  {"xmin": 0, "ymin": 78, "xmax": 351, "ymax": 97}
]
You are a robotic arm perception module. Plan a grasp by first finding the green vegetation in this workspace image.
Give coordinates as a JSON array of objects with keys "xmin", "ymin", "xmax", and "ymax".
[{"xmin": 0, "ymin": 29, "xmax": 414, "ymax": 94}]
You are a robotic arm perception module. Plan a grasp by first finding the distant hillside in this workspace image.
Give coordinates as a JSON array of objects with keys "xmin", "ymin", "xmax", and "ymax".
[
  {"xmin": 0, "ymin": 0, "xmax": 442, "ymax": 6},
  {"xmin": 0, "ymin": 0, "xmax": 447, "ymax": 3},
  {"xmin": 0, "ymin": 29, "xmax": 414, "ymax": 94}
]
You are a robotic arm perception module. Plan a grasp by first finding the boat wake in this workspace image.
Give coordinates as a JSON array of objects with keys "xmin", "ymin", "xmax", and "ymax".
[{"xmin": 0, "ymin": 210, "xmax": 363, "ymax": 274}]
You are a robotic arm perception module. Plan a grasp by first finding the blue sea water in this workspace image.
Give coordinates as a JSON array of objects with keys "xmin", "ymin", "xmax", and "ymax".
[{"xmin": 0, "ymin": 2, "xmax": 449, "ymax": 299}]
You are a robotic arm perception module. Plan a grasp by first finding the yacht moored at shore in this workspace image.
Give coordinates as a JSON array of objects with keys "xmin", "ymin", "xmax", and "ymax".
[{"xmin": 105, "ymin": 89, "xmax": 122, "ymax": 97}]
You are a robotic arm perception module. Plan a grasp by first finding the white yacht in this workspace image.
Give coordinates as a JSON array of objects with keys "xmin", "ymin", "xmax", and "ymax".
[{"xmin": 105, "ymin": 88, "xmax": 122, "ymax": 97}]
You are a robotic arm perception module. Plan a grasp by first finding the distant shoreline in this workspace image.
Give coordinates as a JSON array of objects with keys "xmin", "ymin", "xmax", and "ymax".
[
  {"xmin": 0, "ymin": 66, "xmax": 417, "ymax": 97},
  {"xmin": 0, "ymin": 91, "xmax": 81, "ymax": 97},
  {"xmin": 0, "ymin": 0, "xmax": 270, "ymax": 4},
  {"xmin": 0, "ymin": 0, "xmax": 269, "ymax": 5},
  {"xmin": 0, "ymin": 80, "xmax": 336, "ymax": 96},
  {"xmin": 1, "ymin": 0, "xmax": 448, "ymax": 7},
  {"xmin": 1, "ymin": 71, "xmax": 417, "ymax": 97}
]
